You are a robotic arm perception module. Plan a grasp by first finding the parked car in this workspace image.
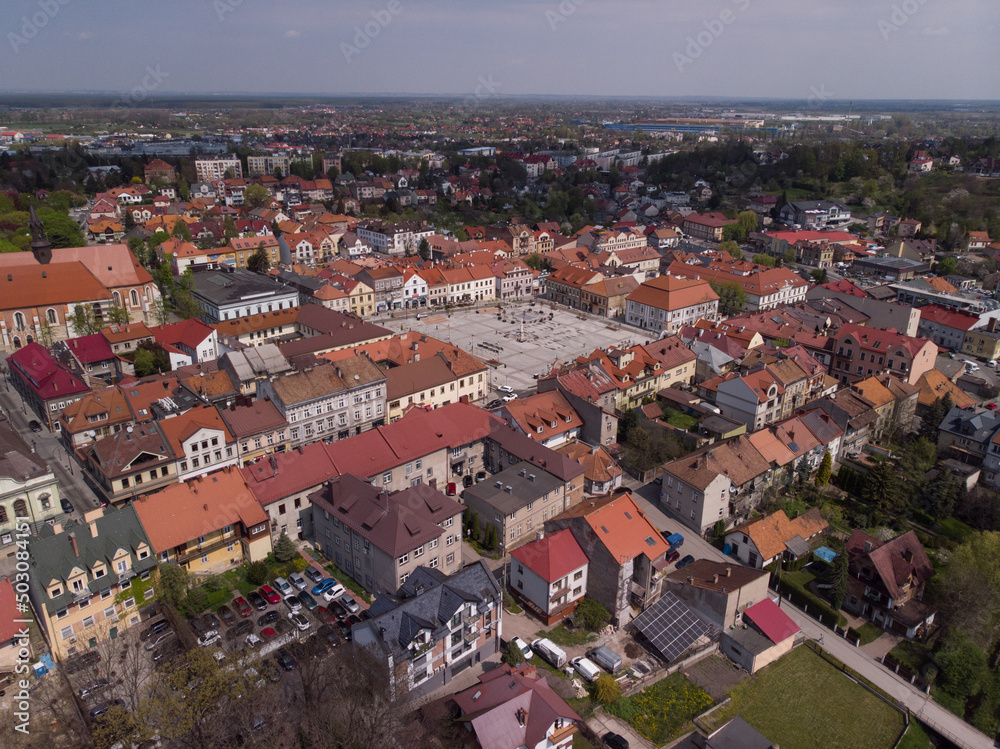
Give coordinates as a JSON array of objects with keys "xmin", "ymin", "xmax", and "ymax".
[
  {"xmin": 502, "ymin": 393, "xmax": 518, "ymax": 402},
  {"xmin": 603, "ymin": 732, "xmax": 629, "ymax": 749},
  {"xmin": 78, "ymin": 679, "xmax": 111, "ymax": 700},
  {"xmin": 303, "ymin": 566, "xmax": 324, "ymax": 585},
  {"xmin": 197, "ymin": 630, "xmax": 221, "ymax": 647},
  {"xmin": 226, "ymin": 620, "xmax": 253, "ymax": 640},
  {"xmin": 318, "ymin": 624, "xmax": 341, "ymax": 647},
  {"xmin": 273, "ymin": 577, "xmax": 293, "ymax": 596},
  {"xmin": 259, "ymin": 627, "xmax": 278, "ymax": 641},
  {"xmin": 89, "ymin": 699, "xmax": 124, "ymax": 721},
  {"xmin": 288, "ymin": 573, "xmax": 308, "ymax": 591},
  {"xmin": 676, "ymin": 555, "xmax": 695, "ymax": 569},
  {"xmin": 312, "ymin": 577, "xmax": 341, "ymax": 596},
  {"xmin": 151, "ymin": 643, "xmax": 181, "ymax": 665},
  {"xmin": 570, "ymin": 656, "xmax": 602, "ymax": 683},
  {"xmin": 60, "ymin": 498, "xmax": 74, "ymax": 514},
  {"xmin": 244, "ymin": 633, "xmax": 262, "ymax": 649},
  {"xmin": 485, "ymin": 399, "xmax": 503, "ymax": 409},
  {"xmin": 217, "ymin": 604, "xmax": 236, "ymax": 625},
  {"xmin": 335, "ymin": 620, "xmax": 352, "ymax": 641},
  {"xmin": 28, "ymin": 420, "xmax": 43, "ymax": 433},
  {"xmin": 510, "ymin": 636, "xmax": 532, "ymax": 661},
  {"xmin": 665, "ymin": 549, "xmax": 680, "ymax": 564},
  {"xmin": 283, "ymin": 595, "xmax": 302, "ymax": 613},
  {"xmin": 259, "ymin": 585, "xmax": 280, "ymax": 604},
  {"xmin": 257, "ymin": 610, "xmax": 280, "ymax": 627},
  {"xmin": 497, "ymin": 385, "xmax": 514, "ymax": 394},
  {"xmin": 340, "ymin": 595, "xmax": 361, "ymax": 614},
  {"xmin": 234, "ymin": 597, "xmax": 253, "ymax": 617},
  {"xmin": 144, "ymin": 630, "xmax": 175, "ymax": 652},
  {"xmin": 189, "ymin": 616, "xmax": 207, "ymax": 636},
  {"xmin": 203, "ymin": 612, "xmax": 222, "ymax": 629},
  {"xmin": 316, "ymin": 605, "xmax": 336, "ymax": 624},
  {"xmin": 274, "ymin": 648, "xmax": 297, "ymax": 672},
  {"xmin": 326, "ymin": 599, "xmax": 348, "ymax": 620},
  {"xmin": 321, "ymin": 579, "xmax": 346, "ymax": 601},
  {"xmin": 247, "ymin": 591, "xmax": 268, "ymax": 611},
  {"xmin": 65, "ymin": 651, "xmax": 101, "ymax": 674},
  {"xmin": 140, "ymin": 619, "xmax": 170, "ymax": 641},
  {"xmin": 289, "ymin": 612, "xmax": 311, "ymax": 632},
  {"xmin": 297, "ymin": 590, "xmax": 319, "ymax": 611}
]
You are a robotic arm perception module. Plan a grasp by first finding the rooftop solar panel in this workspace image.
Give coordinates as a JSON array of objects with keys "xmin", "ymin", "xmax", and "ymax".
[{"xmin": 631, "ymin": 592, "xmax": 713, "ymax": 663}]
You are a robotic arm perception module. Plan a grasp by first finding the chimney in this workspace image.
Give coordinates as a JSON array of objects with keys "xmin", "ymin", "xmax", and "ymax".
[
  {"xmin": 504, "ymin": 485, "xmax": 512, "ymax": 494},
  {"xmin": 712, "ymin": 574, "xmax": 719, "ymax": 584},
  {"xmin": 89, "ymin": 520, "xmax": 99, "ymax": 538},
  {"xmin": 68, "ymin": 532, "xmax": 79, "ymax": 558},
  {"xmin": 687, "ymin": 576, "xmax": 694, "ymax": 584},
  {"xmin": 725, "ymin": 566, "xmax": 731, "ymax": 577}
]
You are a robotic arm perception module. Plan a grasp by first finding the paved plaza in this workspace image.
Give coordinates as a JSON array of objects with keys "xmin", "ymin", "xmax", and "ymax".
[{"xmin": 380, "ymin": 302, "xmax": 651, "ymax": 397}]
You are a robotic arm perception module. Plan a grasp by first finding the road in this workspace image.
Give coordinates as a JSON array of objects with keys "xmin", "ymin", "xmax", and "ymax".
[{"xmin": 622, "ymin": 476, "xmax": 995, "ymax": 749}]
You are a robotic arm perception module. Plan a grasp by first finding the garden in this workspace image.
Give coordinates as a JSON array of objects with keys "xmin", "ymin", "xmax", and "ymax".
[{"xmin": 604, "ymin": 672, "xmax": 714, "ymax": 746}]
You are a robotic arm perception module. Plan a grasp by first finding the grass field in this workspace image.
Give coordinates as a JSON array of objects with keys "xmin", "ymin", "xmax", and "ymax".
[
  {"xmin": 606, "ymin": 672, "xmax": 714, "ymax": 745},
  {"xmin": 539, "ymin": 624, "xmax": 597, "ymax": 647},
  {"xmin": 702, "ymin": 646, "xmax": 905, "ymax": 749}
]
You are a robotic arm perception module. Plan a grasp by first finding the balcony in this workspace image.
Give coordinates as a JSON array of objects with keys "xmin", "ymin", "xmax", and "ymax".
[{"xmin": 548, "ymin": 723, "xmax": 578, "ymax": 746}]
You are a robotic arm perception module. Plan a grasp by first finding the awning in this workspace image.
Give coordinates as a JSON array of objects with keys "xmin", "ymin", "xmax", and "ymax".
[{"xmin": 653, "ymin": 558, "xmax": 672, "ymax": 571}]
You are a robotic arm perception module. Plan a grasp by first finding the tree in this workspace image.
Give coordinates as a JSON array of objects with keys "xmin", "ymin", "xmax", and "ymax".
[
  {"xmin": 485, "ymin": 524, "xmax": 498, "ymax": 551},
  {"xmin": 737, "ymin": 210, "xmax": 758, "ymax": 237},
  {"xmin": 246, "ymin": 560, "xmax": 268, "ymax": 586},
  {"xmin": 157, "ymin": 563, "xmax": 188, "ymax": 607},
  {"xmin": 861, "ymin": 455, "xmax": 901, "ymax": 515},
  {"xmin": 935, "ymin": 531, "xmax": 1000, "ymax": 647},
  {"xmin": 830, "ymin": 548, "xmax": 849, "ymax": 611},
  {"xmin": 810, "ymin": 268, "xmax": 829, "ymax": 284},
  {"xmin": 107, "ymin": 301, "xmax": 131, "ymax": 326},
  {"xmin": 223, "ymin": 216, "xmax": 238, "ymax": 241},
  {"xmin": 247, "ymin": 245, "xmax": 270, "ymax": 274},
  {"xmin": 936, "ymin": 632, "xmax": 989, "ymax": 700},
  {"xmin": 594, "ymin": 673, "xmax": 622, "ymax": 705},
  {"xmin": 418, "ymin": 237, "xmax": 431, "ymax": 261},
  {"xmin": 273, "ymin": 531, "xmax": 297, "ymax": 563},
  {"xmin": 920, "ymin": 394, "xmax": 952, "ymax": 441},
  {"xmin": 70, "ymin": 304, "xmax": 100, "ymax": 335},
  {"xmin": 815, "ymin": 450, "xmax": 832, "ymax": 487},
  {"xmin": 937, "ymin": 255, "xmax": 958, "ymax": 276},
  {"xmin": 617, "ymin": 407, "xmax": 639, "ymax": 442},
  {"xmin": 243, "ymin": 183, "xmax": 270, "ymax": 210},
  {"xmin": 173, "ymin": 269, "xmax": 201, "ymax": 320},
  {"xmin": 710, "ymin": 281, "xmax": 747, "ymax": 316},
  {"xmin": 470, "ymin": 512, "xmax": 481, "ymax": 544},
  {"xmin": 783, "ymin": 246, "xmax": 797, "ymax": 264},
  {"xmin": 922, "ymin": 467, "xmax": 960, "ymax": 519},
  {"xmin": 133, "ymin": 342, "xmax": 170, "ymax": 377},
  {"xmin": 123, "ymin": 209, "xmax": 136, "ymax": 231},
  {"xmin": 752, "ymin": 253, "xmax": 777, "ymax": 267},
  {"xmin": 574, "ymin": 597, "xmax": 611, "ymax": 631},
  {"xmin": 503, "ymin": 639, "xmax": 525, "ymax": 667},
  {"xmin": 719, "ymin": 239, "xmax": 742, "ymax": 261},
  {"xmin": 151, "ymin": 296, "xmax": 171, "ymax": 326}
]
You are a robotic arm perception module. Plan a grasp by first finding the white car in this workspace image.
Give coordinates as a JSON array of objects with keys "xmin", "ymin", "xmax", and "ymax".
[
  {"xmin": 321, "ymin": 582, "xmax": 346, "ymax": 602},
  {"xmin": 288, "ymin": 612, "xmax": 311, "ymax": 632},
  {"xmin": 511, "ymin": 636, "xmax": 533, "ymax": 661},
  {"xmin": 502, "ymin": 393, "xmax": 518, "ymax": 402},
  {"xmin": 496, "ymin": 385, "xmax": 514, "ymax": 394},
  {"xmin": 245, "ymin": 633, "xmax": 261, "ymax": 649},
  {"xmin": 197, "ymin": 630, "xmax": 221, "ymax": 647},
  {"xmin": 988, "ymin": 360, "xmax": 997, "ymax": 368}
]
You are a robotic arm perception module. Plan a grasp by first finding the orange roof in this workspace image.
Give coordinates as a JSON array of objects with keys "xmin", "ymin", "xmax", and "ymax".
[
  {"xmin": 502, "ymin": 390, "xmax": 583, "ymax": 443},
  {"xmin": 133, "ymin": 466, "xmax": 268, "ymax": 553},
  {"xmin": 915, "ymin": 369, "xmax": 975, "ymax": 409},
  {"xmin": 0, "ymin": 262, "xmax": 110, "ymax": 309},
  {"xmin": 581, "ymin": 493, "xmax": 669, "ymax": 563},
  {"xmin": 730, "ymin": 509, "xmax": 828, "ymax": 561},
  {"xmin": 157, "ymin": 406, "xmax": 234, "ymax": 453},
  {"xmin": 626, "ymin": 274, "xmax": 719, "ymax": 312}
]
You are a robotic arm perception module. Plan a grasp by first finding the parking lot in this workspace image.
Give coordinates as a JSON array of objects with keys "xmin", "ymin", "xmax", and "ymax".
[{"xmin": 382, "ymin": 302, "xmax": 648, "ymax": 397}]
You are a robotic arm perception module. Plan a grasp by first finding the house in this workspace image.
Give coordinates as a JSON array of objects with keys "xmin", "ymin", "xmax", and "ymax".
[
  {"xmin": 843, "ymin": 529, "xmax": 935, "ymax": 639},
  {"xmin": 143, "ymin": 159, "xmax": 176, "ymax": 184},
  {"xmin": 663, "ymin": 559, "xmax": 770, "ymax": 630},
  {"xmin": 724, "ymin": 509, "xmax": 828, "ymax": 569},
  {"xmin": 579, "ymin": 276, "xmax": 640, "ymax": 318},
  {"xmin": 544, "ymin": 266, "xmax": 604, "ymax": 310},
  {"xmin": 625, "ymin": 275, "xmax": 720, "ymax": 334},
  {"xmin": 917, "ymin": 305, "xmax": 982, "ymax": 352},
  {"xmin": 0, "ymin": 414, "xmax": 62, "ymax": 548},
  {"xmin": 554, "ymin": 441, "xmax": 622, "ymax": 496},
  {"xmin": 721, "ymin": 598, "xmax": 801, "ymax": 674},
  {"xmin": 832, "ymin": 323, "xmax": 937, "ymax": 386},
  {"xmin": 462, "ymin": 463, "xmax": 571, "ymax": 553},
  {"xmin": 682, "ymin": 212, "xmax": 736, "ymax": 242},
  {"xmin": 447, "ymin": 662, "xmax": 581, "ymax": 749},
  {"xmin": 54, "ymin": 334, "xmax": 119, "ymax": 387},
  {"xmin": 152, "ymin": 319, "xmax": 219, "ymax": 364},
  {"xmin": 351, "ymin": 562, "xmax": 501, "ymax": 697},
  {"xmin": 28, "ymin": 507, "xmax": 156, "ymax": 659},
  {"xmin": 7, "ymin": 342, "xmax": 90, "ymax": 431},
  {"xmin": 778, "ymin": 200, "xmax": 851, "ymax": 230},
  {"xmin": 133, "ymin": 466, "xmax": 272, "ymax": 574},
  {"xmin": 155, "ymin": 405, "xmax": 240, "ymax": 482},
  {"xmin": 309, "ymin": 475, "xmax": 464, "ymax": 596},
  {"xmin": 659, "ymin": 435, "xmax": 773, "ymax": 534},
  {"xmin": 545, "ymin": 492, "xmax": 671, "ymax": 626},
  {"xmin": 381, "ymin": 352, "xmax": 487, "ymax": 422},
  {"xmin": 666, "ymin": 259, "xmax": 809, "ymax": 313},
  {"xmin": 937, "ymin": 406, "xmax": 1000, "ymax": 468},
  {"xmin": 498, "ymin": 391, "xmax": 583, "ymax": 448},
  {"xmin": 79, "ymin": 422, "xmax": 178, "ymax": 506},
  {"xmin": 189, "ymin": 268, "xmax": 300, "ymax": 324},
  {"xmin": 509, "ymin": 529, "xmax": 588, "ymax": 625},
  {"xmin": 219, "ymin": 399, "xmax": 289, "ymax": 466}
]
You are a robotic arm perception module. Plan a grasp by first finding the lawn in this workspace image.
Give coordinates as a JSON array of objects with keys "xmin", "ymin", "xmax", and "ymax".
[
  {"xmin": 663, "ymin": 408, "xmax": 698, "ymax": 431},
  {"xmin": 851, "ymin": 622, "xmax": 884, "ymax": 646},
  {"xmin": 323, "ymin": 563, "xmax": 372, "ymax": 603},
  {"xmin": 605, "ymin": 672, "xmax": 714, "ymax": 746},
  {"xmin": 887, "ymin": 639, "xmax": 933, "ymax": 673},
  {"xmin": 897, "ymin": 720, "xmax": 932, "ymax": 749},
  {"xmin": 539, "ymin": 624, "xmax": 597, "ymax": 648},
  {"xmin": 702, "ymin": 646, "xmax": 905, "ymax": 749}
]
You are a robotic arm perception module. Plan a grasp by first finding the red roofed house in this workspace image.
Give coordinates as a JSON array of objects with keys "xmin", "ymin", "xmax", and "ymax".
[
  {"xmin": 832, "ymin": 323, "xmax": 937, "ymax": 386},
  {"xmin": 8, "ymin": 342, "xmax": 90, "ymax": 431},
  {"xmin": 449, "ymin": 662, "xmax": 581, "ymax": 749},
  {"xmin": 916, "ymin": 304, "xmax": 982, "ymax": 352},
  {"xmin": 721, "ymin": 597, "xmax": 800, "ymax": 674},
  {"xmin": 152, "ymin": 318, "xmax": 219, "ymax": 364},
  {"xmin": 0, "ymin": 577, "xmax": 28, "ymax": 670},
  {"xmin": 509, "ymin": 529, "xmax": 588, "ymax": 625}
]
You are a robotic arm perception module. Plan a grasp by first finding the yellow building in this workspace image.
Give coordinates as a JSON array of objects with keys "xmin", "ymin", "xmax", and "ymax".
[
  {"xmin": 29, "ymin": 507, "xmax": 157, "ymax": 659},
  {"xmin": 341, "ymin": 278, "xmax": 376, "ymax": 317},
  {"xmin": 133, "ymin": 467, "xmax": 272, "ymax": 574},
  {"xmin": 962, "ymin": 328, "xmax": 1000, "ymax": 361}
]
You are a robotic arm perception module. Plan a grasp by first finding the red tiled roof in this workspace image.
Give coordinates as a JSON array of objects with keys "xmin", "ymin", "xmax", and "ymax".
[
  {"xmin": 64, "ymin": 334, "xmax": 115, "ymax": 365},
  {"xmin": 510, "ymin": 529, "xmax": 587, "ymax": 583},
  {"xmin": 9, "ymin": 343, "xmax": 89, "ymax": 400}
]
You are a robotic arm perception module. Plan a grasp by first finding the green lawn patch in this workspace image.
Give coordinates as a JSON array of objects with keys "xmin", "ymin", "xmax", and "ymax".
[
  {"xmin": 931, "ymin": 684, "xmax": 966, "ymax": 719},
  {"xmin": 849, "ymin": 622, "xmax": 884, "ymax": 646},
  {"xmin": 778, "ymin": 568, "xmax": 847, "ymax": 627},
  {"xmin": 936, "ymin": 517, "xmax": 975, "ymax": 544},
  {"xmin": 897, "ymin": 720, "xmax": 932, "ymax": 749},
  {"xmin": 702, "ymin": 646, "xmax": 905, "ymax": 749},
  {"xmin": 606, "ymin": 672, "xmax": 714, "ymax": 746},
  {"xmin": 572, "ymin": 735, "xmax": 598, "ymax": 749},
  {"xmin": 223, "ymin": 569, "xmax": 258, "ymax": 597},
  {"xmin": 539, "ymin": 624, "xmax": 597, "ymax": 648},
  {"xmin": 663, "ymin": 408, "xmax": 698, "ymax": 431},
  {"xmin": 888, "ymin": 639, "xmax": 933, "ymax": 673},
  {"xmin": 503, "ymin": 590, "xmax": 523, "ymax": 615},
  {"xmin": 322, "ymin": 562, "xmax": 372, "ymax": 604}
]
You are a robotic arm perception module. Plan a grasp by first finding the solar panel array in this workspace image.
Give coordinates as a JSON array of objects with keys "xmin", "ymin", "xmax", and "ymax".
[{"xmin": 631, "ymin": 592, "xmax": 712, "ymax": 663}]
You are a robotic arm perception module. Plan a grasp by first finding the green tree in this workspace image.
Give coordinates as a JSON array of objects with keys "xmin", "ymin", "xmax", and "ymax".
[
  {"xmin": 171, "ymin": 220, "xmax": 192, "ymax": 241},
  {"xmin": 752, "ymin": 253, "xmax": 777, "ymax": 267},
  {"xmin": 811, "ymin": 268, "xmax": 829, "ymax": 284},
  {"xmin": 710, "ymin": 281, "xmax": 747, "ymax": 316},
  {"xmin": 737, "ymin": 210, "xmax": 758, "ymax": 237},
  {"xmin": 418, "ymin": 237, "xmax": 431, "ymax": 261},
  {"xmin": 937, "ymin": 632, "xmax": 989, "ymax": 700},
  {"xmin": 70, "ymin": 304, "xmax": 100, "ymax": 335},
  {"xmin": 243, "ymin": 184, "xmax": 270, "ymax": 210},
  {"xmin": 937, "ymin": 256, "xmax": 958, "ymax": 276},
  {"xmin": 485, "ymin": 524, "xmax": 498, "ymax": 551},
  {"xmin": 594, "ymin": 673, "xmax": 622, "ymax": 705},
  {"xmin": 861, "ymin": 455, "xmax": 901, "ymax": 515},
  {"xmin": 922, "ymin": 467, "xmax": 960, "ymax": 519},
  {"xmin": 150, "ymin": 296, "xmax": 171, "ymax": 326},
  {"xmin": 830, "ymin": 548, "xmax": 849, "ymax": 611},
  {"xmin": 920, "ymin": 394, "xmax": 953, "ymax": 441},
  {"xmin": 502, "ymin": 639, "xmax": 525, "ymax": 667},
  {"xmin": 783, "ymin": 246, "xmax": 797, "ymax": 264},
  {"xmin": 123, "ymin": 209, "xmax": 136, "ymax": 231},
  {"xmin": 936, "ymin": 531, "xmax": 1000, "ymax": 647},
  {"xmin": 247, "ymin": 245, "xmax": 270, "ymax": 274},
  {"xmin": 617, "ymin": 407, "xmax": 639, "ymax": 442},
  {"xmin": 223, "ymin": 216, "xmax": 238, "ymax": 241},
  {"xmin": 133, "ymin": 342, "xmax": 170, "ymax": 376},
  {"xmin": 157, "ymin": 563, "xmax": 189, "ymax": 608},
  {"xmin": 470, "ymin": 512, "xmax": 481, "ymax": 544},
  {"xmin": 173, "ymin": 269, "xmax": 201, "ymax": 320},
  {"xmin": 815, "ymin": 450, "xmax": 832, "ymax": 487},
  {"xmin": 107, "ymin": 301, "xmax": 131, "ymax": 326},
  {"xmin": 245, "ymin": 560, "xmax": 268, "ymax": 586},
  {"xmin": 719, "ymin": 239, "xmax": 742, "ymax": 260},
  {"xmin": 273, "ymin": 531, "xmax": 297, "ymax": 563},
  {"xmin": 574, "ymin": 597, "xmax": 611, "ymax": 631}
]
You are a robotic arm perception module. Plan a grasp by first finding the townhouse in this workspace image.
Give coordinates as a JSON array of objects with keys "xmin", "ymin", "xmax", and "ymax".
[
  {"xmin": 356, "ymin": 267, "xmax": 404, "ymax": 312},
  {"xmin": 440, "ymin": 265, "xmax": 497, "ymax": 306},
  {"xmin": 493, "ymin": 259, "xmax": 535, "ymax": 301},
  {"xmin": 682, "ymin": 212, "xmax": 736, "ymax": 241},
  {"xmin": 724, "ymin": 509, "xmax": 828, "ymax": 569},
  {"xmin": 309, "ymin": 475, "xmax": 464, "ymax": 596},
  {"xmin": 80, "ymin": 422, "xmax": 178, "ymax": 506},
  {"xmin": 8, "ymin": 343, "xmax": 90, "ymax": 431},
  {"xmin": 0, "ymin": 415, "xmax": 62, "ymax": 546},
  {"xmin": 831, "ymin": 323, "xmax": 937, "ymax": 386},
  {"xmin": 382, "ymin": 351, "xmax": 488, "ymax": 422},
  {"xmin": 666, "ymin": 258, "xmax": 809, "ymax": 312},
  {"xmin": 256, "ymin": 358, "xmax": 387, "ymax": 446},
  {"xmin": 545, "ymin": 266, "xmax": 604, "ymax": 310},
  {"xmin": 219, "ymin": 399, "xmax": 290, "ymax": 465},
  {"xmin": 134, "ymin": 467, "xmax": 272, "ymax": 574},
  {"xmin": 509, "ymin": 529, "xmax": 589, "ymax": 625},
  {"xmin": 355, "ymin": 220, "xmax": 434, "ymax": 256},
  {"xmin": 29, "ymin": 507, "xmax": 156, "ymax": 659},
  {"xmin": 157, "ymin": 405, "xmax": 240, "ymax": 483},
  {"xmin": 625, "ymin": 274, "xmax": 720, "ymax": 334},
  {"xmin": 498, "ymin": 390, "xmax": 584, "ymax": 449},
  {"xmin": 916, "ymin": 305, "xmax": 982, "ymax": 353},
  {"xmin": 579, "ymin": 276, "xmax": 639, "ymax": 318}
]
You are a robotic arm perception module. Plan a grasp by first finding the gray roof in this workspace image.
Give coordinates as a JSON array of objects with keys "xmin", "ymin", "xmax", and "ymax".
[
  {"xmin": 939, "ymin": 407, "xmax": 1000, "ymax": 444},
  {"xmin": 353, "ymin": 561, "xmax": 500, "ymax": 659},
  {"xmin": 0, "ymin": 415, "xmax": 50, "ymax": 483},
  {"xmin": 224, "ymin": 344, "xmax": 291, "ymax": 382},
  {"xmin": 486, "ymin": 422, "xmax": 586, "ymax": 483},
  {"xmin": 691, "ymin": 341, "xmax": 736, "ymax": 371},
  {"xmin": 191, "ymin": 268, "xmax": 297, "ymax": 306},
  {"xmin": 461, "ymin": 461, "xmax": 563, "ymax": 515},
  {"xmin": 30, "ymin": 506, "xmax": 155, "ymax": 611},
  {"xmin": 706, "ymin": 717, "xmax": 774, "ymax": 749}
]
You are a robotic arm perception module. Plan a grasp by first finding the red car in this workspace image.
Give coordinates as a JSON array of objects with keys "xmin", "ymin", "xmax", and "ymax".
[
  {"xmin": 259, "ymin": 585, "xmax": 280, "ymax": 605},
  {"xmin": 259, "ymin": 627, "xmax": 278, "ymax": 640},
  {"xmin": 234, "ymin": 597, "xmax": 252, "ymax": 617},
  {"xmin": 666, "ymin": 549, "xmax": 681, "ymax": 564},
  {"xmin": 316, "ymin": 605, "xmax": 336, "ymax": 625}
]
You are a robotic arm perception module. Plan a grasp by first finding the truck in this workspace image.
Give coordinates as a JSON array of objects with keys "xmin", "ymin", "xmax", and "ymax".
[
  {"xmin": 665, "ymin": 532, "xmax": 684, "ymax": 550},
  {"xmin": 531, "ymin": 638, "xmax": 567, "ymax": 668}
]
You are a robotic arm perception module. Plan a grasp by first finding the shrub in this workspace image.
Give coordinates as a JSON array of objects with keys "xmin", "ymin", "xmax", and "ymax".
[
  {"xmin": 273, "ymin": 531, "xmax": 297, "ymax": 563},
  {"xmin": 291, "ymin": 557, "xmax": 309, "ymax": 573},
  {"xmin": 246, "ymin": 560, "xmax": 269, "ymax": 586},
  {"xmin": 202, "ymin": 574, "xmax": 227, "ymax": 593},
  {"xmin": 574, "ymin": 598, "xmax": 611, "ymax": 631},
  {"xmin": 182, "ymin": 587, "xmax": 209, "ymax": 615},
  {"xmin": 624, "ymin": 642, "xmax": 643, "ymax": 659},
  {"xmin": 594, "ymin": 673, "xmax": 621, "ymax": 705},
  {"xmin": 503, "ymin": 640, "xmax": 525, "ymax": 667}
]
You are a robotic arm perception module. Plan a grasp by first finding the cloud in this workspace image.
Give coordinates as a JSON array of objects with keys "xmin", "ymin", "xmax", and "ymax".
[
  {"xmin": 922, "ymin": 26, "xmax": 950, "ymax": 36},
  {"xmin": 284, "ymin": 29, "xmax": 300, "ymax": 37}
]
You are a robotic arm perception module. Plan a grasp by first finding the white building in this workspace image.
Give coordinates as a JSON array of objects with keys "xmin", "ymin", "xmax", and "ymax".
[
  {"xmin": 509, "ymin": 529, "xmax": 588, "ymax": 625},
  {"xmin": 195, "ymin": 155, "xmax": 243, "ymax": 182}
]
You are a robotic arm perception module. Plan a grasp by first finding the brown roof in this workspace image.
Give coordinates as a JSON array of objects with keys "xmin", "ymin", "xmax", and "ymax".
[
  {"xmin": 846, "ymin": 529, "xmax": 934, "ymax": 600},
  {"xmin": 915, "ymin": 369, "xmax": 975, "ymax": 409},
  {"xmin": 86, "ymin": 422, "xmax": 173, "ymax": 480},
  {"xmin": 730, "ymin": 509, "xmax": 828, "ymax": 561},
  {"xmin": 383, "ymin": 354, "xmax": 457, "ymax": 400},
  {"xmin": 269, "ymin": 358, "xmax": 385, "ymax": 406},
  {"xmin": 625, "ymin": 274, "xmax": 719, "ymax": 312},
  {"xmin": 212, "ymin": 307, "xmax": 301, "ymax": 336},
  {"xmin": 502, "ymin": 390, "xmax": 583, "ymax": 443},
  {"xmin": 663, "ymin": 434, "xmax": 771, "ymax": 491},
  {"xmin": 665, "ymin": 559, "xmax": 768, "ymax": 592},
  {"xmin": 218, "ymin": 398, "xmax": 288, "ymax": 439},
  {"xmin": 157, "ymin": 406, "xmax": 234, "ymax": 454}
]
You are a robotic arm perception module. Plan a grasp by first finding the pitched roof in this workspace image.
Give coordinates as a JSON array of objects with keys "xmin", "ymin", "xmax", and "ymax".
[
  {"xmin": 663, "ymin": 435, "xmax": 771, "ymax": 491},
  {"xmin": 625, "ymin": 274, "xmax": 719, "ymax": 312},
  {"xmin": 743, "ymin": 598, "xmax": 800, "ymax": 645},
  {"xmin": 729, "ymin": 509, "xmax": 828, "ymax": 561},
  {"xmin": 218, "ymin": 399, "xmax": 287, "ymax": 439},
  {"xmin": 8, "ymin": 343, "xmax": 90, "ymax": 400},
  {"xmin": 0, "ymin": 243, "xmax": 154, "ymax": 289},
  {"xmin": 915, "ymin": 369, "xmax": 976, "ymax": 409},
  {"xmin": 665, "ymin": 559, "xmax": 768, "ymax": 592},
  {"xmin": 63, "ymin": 334, "xmax": 115, "ymax": 365},
  {"xmin": 157, "ymin": 406, "xmax": 234, "ymax": 453},
  {"xmin": 241, "ymin": 442, "xmax": 338, "ymax": 506},
  {"xmin": 0, "ymin": 262, "xmax": 110, "ymax": 308},
  {"xmin": 502, "ymin": 390, "xmax": 583, "ymax": 443},
  {"xmin": 572, "ymin": 492, "xmax": 669, "ymax": 563},
  {"xmin": 133, "ymin": 467, "xmax": 268, "ymax": 553},
  {"xmin": 845, "ymin": 529, "xmax": 934, "ymax": 600}
]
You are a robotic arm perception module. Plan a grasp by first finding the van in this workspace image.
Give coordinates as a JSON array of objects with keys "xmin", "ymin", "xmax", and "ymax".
[
  {"xmin": 531, "ymin": 637, "xmax": 567, "ymax": 668},
  {"xmin": 570, "ymin": 656, "xmax": 601, "ymax": 683},
  {"xmin": 273, "ymin": 577, "xmax": 293, "ymax": 597},
  {"xmin": 588, "ymin": 645, "xmax": 623, "ymax": 674},
  {"xmin": 665, "ymin": 533, "xmax": 684, "ymax": 550}
]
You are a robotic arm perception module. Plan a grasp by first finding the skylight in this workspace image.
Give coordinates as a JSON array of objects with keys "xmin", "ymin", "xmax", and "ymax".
[{"xmin": 645, "ymin": 536, "xmax": 657, "ymax": 547}]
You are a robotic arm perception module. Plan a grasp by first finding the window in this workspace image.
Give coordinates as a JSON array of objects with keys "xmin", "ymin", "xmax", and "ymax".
[
  {"xmin": 429, "ymin": 538, "xmax": 439, "ymax": 549},
  {"xmin": 383, "ymin": 472, "xmax": 392, "ymax": 485},
  {"xmin": 414, "ymin": 545, "xmax": 424, "ymax": 558},
  {"xmin": 446, "ymin": 552, "xmax": 455, "ymax": 565},
  {"xmin": 429, "ymin": 557, "xmax": 439, "ymax": 569},
  {"xmin": 200, "ymin": 554, "xmax": 209, "ymax": 564},
  {"xmin": 82, "ymin": 616, "xmax": 95, "ymax": 629},
  {"xmin": 398, "ymin": 553, "xmax": 409, "ymax": 565},
  {"xmin": 60, "ymin": 626, "xmax": 73, "ymax": 640}
]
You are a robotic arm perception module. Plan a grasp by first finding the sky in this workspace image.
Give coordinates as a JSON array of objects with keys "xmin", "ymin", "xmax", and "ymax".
[{"xmin": 1, "ymin": 0, "xmax": 998, "ymax": 101}]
